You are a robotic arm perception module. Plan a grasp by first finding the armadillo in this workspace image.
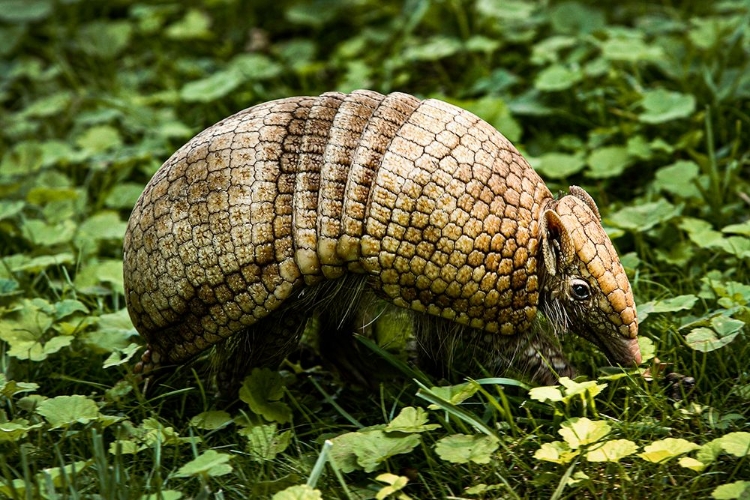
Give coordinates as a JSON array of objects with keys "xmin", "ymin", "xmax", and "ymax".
[{"xmin": 122, "ymin": 89, "xmax": 641, "ymax": 387}]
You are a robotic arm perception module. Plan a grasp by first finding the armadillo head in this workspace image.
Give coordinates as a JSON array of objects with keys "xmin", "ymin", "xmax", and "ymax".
[{"xmin": 538, "ymin": 186, "xmax": 641, "ymax": 368}]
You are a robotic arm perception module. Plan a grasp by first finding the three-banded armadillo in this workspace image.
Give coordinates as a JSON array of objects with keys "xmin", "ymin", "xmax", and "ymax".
[{"xmin": 123, "ymin": 89, "xmax": 641, "ymax": 389}]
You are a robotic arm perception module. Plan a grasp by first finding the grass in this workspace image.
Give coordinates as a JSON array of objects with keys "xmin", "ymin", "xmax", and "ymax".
[{"xmin": 1, "ymin": 0, "xmax": 749, "ymax": 498}]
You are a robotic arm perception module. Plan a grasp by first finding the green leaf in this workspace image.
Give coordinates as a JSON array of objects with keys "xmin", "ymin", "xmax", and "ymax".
[
  {"xmin": 535, "ymin": 64, "xmax": 583, "ymax": 92},
  {"xmin": 531, "ymin": 36, "xmax": 577, "ymax": 65},
  {"xmin": 76, "ymin": 125, "xmax": 122, "ymax": 156},
  {"xmin": 239, "ymin": 424, "xmax": 292, "ymax": 462},
  {"xmin": 20, "ymin": 91, "xmax": 72, "ymax": 119},
  {"xmin": 174, "ymin": 450, "xmax": 233, "ymax": 477},
  {"xmin": 0, "ymin": 279, "xmax": 20, "ymax": 297},
  {"xmin": 586, "ymin": 439, "xmax": 638, "ymax": 462},
  {"xmin": 1, "ymin": 141, "xmax": 45, "ymax": 176},
  {"xmin": 385, "ymin": 406, "xmax": 440, "ymax": 433},
  {"xmin": 601, "ymin": 37, "xmax": 664, "ymax": 62},
  {"xmin": 712, "ymin": 316, "xmax": 745, "ymax": 337},
  {"xmin": 0, "ymin": 200, "xmax": 25, "ymax": 221},
  {"xmin": 54, "ymin": 299, "xmax": 89, "ymax": 320},
  {"xmin": 0, "ymin": 0, "xmax": 52, "ymax": 22},
  {"xmin": 165, "ymin": 9, "xmax": 212, "ymax": 40},
  {"xmin": 532, "ymin": 152, "xmax": 586, "ymax": 179},
  {"xmin": 375, "ymin": 473, "xmax": 410, "ymax": 500},
  {"xmin": 626, "ymin": 135, "xmax": 652, "ymax": 160},
  {"xmin": 559, "ymin": 418, "xmax": 611, "ymax": 449},
  {"xmin": 0, "ymin": 298, "xmax": 68, "ymax": 361},
  {"xmin": 330, "ymin": 430, "xmax": 421, "ymax": 473},
  {"xmin": 0, "ymin": 25, "xmax": 24, "ymax": 56},
  {"xmin": 180, "ymin": 69, "xmax": 244, "ymax": 103},
  {"xmin": 711, "ymin": 481, "xmax": 750, "ymax": 500},
  {"xmin": 191, "ymin": 411, "xmax": 233, "ymax": 430},
  {"xmin": 558, "ymin": 378, "xmax": 607, "ymax": 402},
  {"xmin": 403, "ymin": 36, "xmax": 463, "ymax": 61},
  {"xmin": 36, "ymin": 395, "xmax": 102, "ymax": 428},
  {"xmin": 105, "ymin": 183, "xmax": 145, "ymax": 209},
  {"xmin": 608, "ymin": 200, "xmax": 679, "ymax": 232},
  {"xmin": 653, "ymin": 160, "xmax": 702, "ymax": 198},
  {"xmin": 529, "ymin": 386, "xmax": 564, "ymax": 403},
  {"xmin": 722, "ymin": 220, "xmax": 750, "ymax": 236},
  {"xmin": 653, "ymin": 295, "xmax": 700, "ymax": 313},
  {"xmin": 465, "ymin": 35, "xmax": 500, "ymax": 54},
  {"xmin": 285, "ymin": 2, "xmax": 339, "ymax": 27},
  {"xmin": 75, "ymin": 211, "xmax": 127, "ymax": 253},
  {"xmin": 686, "ymin": 314, "xmax": 744, "ymax": 352},
  {"xmin": 85, "ymin": 308, "xmax": 137, "ymax": 354},
  {"xmin": 689, "ymin": 17, "xmax": 741, "ymax": 50},
  {"xmin": 638, "ymin": 438, "xmax": 700, "ymax": 463},
  {"xmin": 465, "ymin": 483, "xmax": 505, "ymax": 495},
  {"xmin": 476, "ymin": 0, "xmax": 535, "ymax": 20},
  {"xmin": 329, "ymin": 432, "xmax": 365, "ymax": 473},
  {"xmin": 102, "ymin": 343, "xmax": 140, "ymax": 368},
  {"xmin": 39, "ymin": 140, "xmax": 79, "ymax": 167},
  {"xmin": 239, "ymin": 368, "xmax": 292, "ymax": 424},
  {"xmin": 534, "ymin": 441, "xmax": 579, "ymax": 464},
  {"xmin": 450, "ymin": 96, "xmax": 522, "ymax": 143},
  {"xmin": 719, "ymin": 432, "xmax": 750, "ymax": 457},
  {"xmin": 27, "ymin": 186, "xmax": 79, "ymax": 205},
  {"xmin": 586, "ymin": 146, "xmax": 632, "ymax": 178},
  {"xmin": 722, "ymin": 236, "xmax": 750, "ymax": 258},
  {"xmin": 638, "ymin": 337, "xmax": 656, "ymax": 363},
  {"xmin": 74, "ymin": 259, "xmax": 125, "ymax": 293},
  {"xmin": 678, "ymin": 456, "xmax": 707, "ymax": 471},
  {"xmin": 0, "ymin": 419, "xmax": 43, "ymax": 441},
  {"xmin": 549, "ymin": 3, "xmax": 605, "ymax": 34},
  {"xmin": 142, "ymin": 491, "xmax": 183, "ymax": 500},
  {"xmin": 0, "ymin": 460, "xmax": 90, "ymax": 498},
  {"xmin": 22, "ymin": 218, "xmax": 76, "ymax": 246},
  {"xmin": 134, "ymin": 417, "xmax": 190, "ymax": 448},
  {"xmin": 697, "ymin": 438, "xmax": 724, "ymax": 465},
  {"xmin": 0, "ymin": 375, "xmax": 38, "ymax": 397},
  {"xmin": 230, "ymin": 53, "xmax": 283, "ymax": 81},
  {"xmin": 638, "ymin": 294, "xmax": 698, "ymax": 324},
  {"xmin": 272, "ymin": 485, "xmax": 323, "ymax": 500},
  {"xmin": 434, "ymin": 434, "xmax": 499, "ymax": 464},
  {"xmin": 680, "ymin": 218, "xmax": 750, "ymax": 257},
  {"xmin": 356, "ymin": 431, "xmax": 421, "ymax": 472},
  {"xmin": 639, "ymin": 89, "xmax": 696, "ymax": 124},
  {"xmin": 77, "ymin": 20, "xmax": 133, "ymax": 59},
  {"xmin": 10, "ymin": 253, "xmax": 75, "ymax": 273},
  {"xmin": 111, "ymin": 418, "xmax": 180, "ymax": 455},
  {"xmin": 426, "ymin": 382, "xmax": 479, "ymax": 408}
]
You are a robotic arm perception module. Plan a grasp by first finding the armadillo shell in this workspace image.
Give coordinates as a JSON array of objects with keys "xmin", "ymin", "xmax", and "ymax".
[{"xmin": 122, "ymin": 90, "xmax": 552, "ymax": 368}]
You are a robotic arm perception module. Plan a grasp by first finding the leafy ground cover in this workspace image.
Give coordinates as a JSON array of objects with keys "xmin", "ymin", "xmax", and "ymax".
[{"xmin": 1, "ymin": 0, "xmax": 749, "ymax": 498}]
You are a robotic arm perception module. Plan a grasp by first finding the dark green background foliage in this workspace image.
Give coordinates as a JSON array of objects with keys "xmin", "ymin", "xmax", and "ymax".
[{"xmin": 0, "ymin": 0, "xmax": 749, "ymax": 498}]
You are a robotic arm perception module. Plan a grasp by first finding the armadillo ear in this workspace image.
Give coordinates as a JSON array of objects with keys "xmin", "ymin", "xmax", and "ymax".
[
  {"xmin": 541, "ymin": 209, "xmax": 575, "ymax": 276},
  {"xmin": 540, "ymin": 213, "xmax": 557, "ymax": 276},
  {"xmin": 569, "ymin": 185, "xmax": 601, "ymax": 221}
]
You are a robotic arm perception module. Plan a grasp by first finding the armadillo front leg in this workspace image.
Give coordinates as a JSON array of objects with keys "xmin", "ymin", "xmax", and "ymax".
[
  {"xmin": 413, "ymin": 314, "xmax": 574, "ymax": 384},
  {"xmin": 498, "ymin": 330, "xmax": 576, "ymax": 385}
]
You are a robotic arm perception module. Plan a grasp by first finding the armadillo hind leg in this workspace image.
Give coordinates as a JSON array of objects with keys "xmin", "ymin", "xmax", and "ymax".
[
  {"xmin": 213, "ymin": 309, "xmax": 310, "ymax": 398},
  {"xmin": 316, "ymin": 289, "xmax": 405, "ymax": 388}
]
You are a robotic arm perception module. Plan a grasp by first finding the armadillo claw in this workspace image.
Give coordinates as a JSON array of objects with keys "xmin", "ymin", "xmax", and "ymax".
[{"xmin": 134, "ymin": 348, "xmax": 160, "ymax": 375}]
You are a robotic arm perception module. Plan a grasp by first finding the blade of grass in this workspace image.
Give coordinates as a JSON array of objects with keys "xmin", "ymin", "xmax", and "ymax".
[{"xmin": 309, "ymin": 377, "xmax": 363, "ymax": 429}]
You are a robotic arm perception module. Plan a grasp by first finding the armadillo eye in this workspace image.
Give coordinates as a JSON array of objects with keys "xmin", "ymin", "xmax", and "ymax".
[{"xmin": 570, "ymin": 279, "xmax": 590, "ymax": 301}]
